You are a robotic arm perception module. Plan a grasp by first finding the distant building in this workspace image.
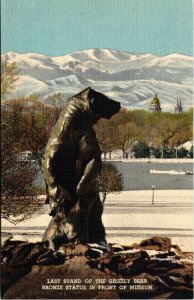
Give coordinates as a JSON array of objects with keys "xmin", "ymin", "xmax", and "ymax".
[
  {"xmin": 149, "ymin": 94, "xmax": 162, "ymax": 112},
  {"xmin": 175, "ymin": 97, "xmax": 183, "ymax": 114}
]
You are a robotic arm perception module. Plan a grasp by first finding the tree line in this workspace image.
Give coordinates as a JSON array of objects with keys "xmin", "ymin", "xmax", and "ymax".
[
  {"xmin": 3, "ymin": 91, "xmax": 192, "ymax": 166},
  {"xmin": 95, "ymin": 107, "xmax": 193, "ymax": 159}
]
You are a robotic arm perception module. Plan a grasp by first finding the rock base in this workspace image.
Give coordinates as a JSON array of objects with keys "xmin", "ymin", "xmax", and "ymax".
[{"xmin": 1, "ymin": 236, "xmax": 193, "ymax": 299}]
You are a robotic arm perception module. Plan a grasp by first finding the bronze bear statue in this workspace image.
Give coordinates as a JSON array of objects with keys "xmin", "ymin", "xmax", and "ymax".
[{"xmin": 42, "ymin": 87, "xmax": 120, "ymax": 248}]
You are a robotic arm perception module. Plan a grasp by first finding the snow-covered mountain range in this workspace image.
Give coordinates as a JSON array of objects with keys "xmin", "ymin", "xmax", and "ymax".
[{"xmin": 1, "ymin": 48, "xmax": 193, "ymax": 111}]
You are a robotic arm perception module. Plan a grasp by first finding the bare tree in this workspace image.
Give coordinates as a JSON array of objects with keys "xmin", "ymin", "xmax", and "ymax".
[
  {"xmin": 115, "ymin": 122, "xmax": 141, "ymax": 158},
  {"xmin": 99, "ymin": 163, "xmax": 123, "ymax": 204},
  {"xmin": 95, "ymin": 118, "xmax": 117, "ymax": 159},
  {"xmin": 1, "ymin": 60, "xmax": 19, "ymax": 101},
  {"xmin": 1, "ymin": 106, "xmax": 41, "ymax": 223},
  {"xmin": 47, "ymin": 92, "xmax": 63, "ymax": 120},
  {"xmin": 1, "ymin": 63, "xmax": 43, "ymax": 223}
]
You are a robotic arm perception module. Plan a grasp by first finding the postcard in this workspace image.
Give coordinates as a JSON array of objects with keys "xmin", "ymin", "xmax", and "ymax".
[{"xmin": 1, "ymin": 0, "xmax": 193, "ymax": 299}]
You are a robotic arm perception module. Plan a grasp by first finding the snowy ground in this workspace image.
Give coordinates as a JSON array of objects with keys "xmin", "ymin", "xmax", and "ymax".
[
  {"xmin": 102, "ymin": 190, "xmax": 193, "ymax": 251},
  {"xmin": 1, "ymin": 190, "xmax": 193, "ymax": 252},
  {"xmin": 102, "ymin": 157, "xmax": 193, "ymax": 163}
]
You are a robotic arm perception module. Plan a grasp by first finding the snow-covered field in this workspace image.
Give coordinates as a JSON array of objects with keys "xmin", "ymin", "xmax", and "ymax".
[
  {"xmin": 2, "ymin": 190, "xmax": 193, "ymax": 252},
  {"xmin": 103, "ymin": 157, "xmax": 193, "ymax": 163},
  {"xmin": 103, "ymin": 190, "xmax": 193, "ymax": 251}
]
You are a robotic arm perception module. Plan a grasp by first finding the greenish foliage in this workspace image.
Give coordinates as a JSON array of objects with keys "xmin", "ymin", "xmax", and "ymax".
[
  {"xmin": 151, "ymin": 147, "xmax": 162, "ymax": 158},
  {"xmin": 163, "ymin": 147, "xmax": 176, "ymax": 158},
  {"xmin": 132, "ymin": 141, "xmax": 150, "ymax": 158},
  {"xmin": 177, "ymin": 147, "xmax": 188, "ymax": 158},
  {"xmin": 189, "ymin": 146, "xmax": 193, "ymax": 158}
]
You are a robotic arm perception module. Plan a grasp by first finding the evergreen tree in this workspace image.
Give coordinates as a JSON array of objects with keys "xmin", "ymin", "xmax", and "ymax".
[
  {"xmin": 132, "ymin": 141, "xmax": 150, "ymax": 158},
  {"xmin": 189, "ymin": 146, "xmax": 193, "ymax": 158}
]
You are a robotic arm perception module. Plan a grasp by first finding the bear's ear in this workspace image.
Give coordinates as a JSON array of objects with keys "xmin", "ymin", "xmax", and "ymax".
[{"xmin": 73, "ymin": 87, "xmax": 91, "ymax": 100}]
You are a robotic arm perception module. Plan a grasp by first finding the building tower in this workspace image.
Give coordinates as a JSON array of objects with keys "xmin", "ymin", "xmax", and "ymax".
[
  {"xmin": 175, "ymin": 97, "xmax": 183, "ymax": 114},
  {"xmin": 149, "ymin": 94, "xmax": 162, "ymax": 112}
]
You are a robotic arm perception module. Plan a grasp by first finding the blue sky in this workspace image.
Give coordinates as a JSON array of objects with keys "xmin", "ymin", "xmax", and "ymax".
[{"xmin": 1, "ymin": 0, "xmax": 193, "ymax": 56}]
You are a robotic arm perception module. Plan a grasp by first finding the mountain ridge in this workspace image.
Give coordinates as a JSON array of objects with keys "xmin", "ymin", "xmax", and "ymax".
[{"xmin": 1, "ymin": 48, "xmax": 193, "ymax": 111}]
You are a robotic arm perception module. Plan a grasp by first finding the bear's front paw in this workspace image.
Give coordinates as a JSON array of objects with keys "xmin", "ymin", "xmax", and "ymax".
[{"xmin": 70, "ymin": 201, "xmax": 80, "ymax": 214}]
